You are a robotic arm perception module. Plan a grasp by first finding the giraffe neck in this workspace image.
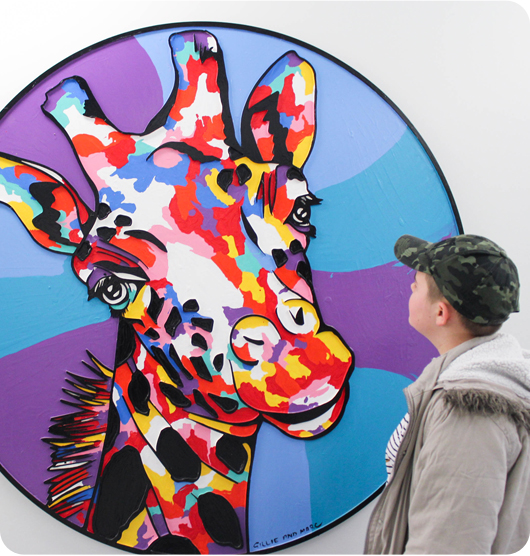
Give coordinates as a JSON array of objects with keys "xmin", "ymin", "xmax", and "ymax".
[{"xmin": 87, "ymin": 338, "xmax": 258, "ymax": 553}]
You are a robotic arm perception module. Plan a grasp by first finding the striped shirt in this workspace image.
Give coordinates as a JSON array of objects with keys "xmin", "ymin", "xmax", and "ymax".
[{"xmin": 385, "ymin": 412, "xmax": 410, "ymax": 481}]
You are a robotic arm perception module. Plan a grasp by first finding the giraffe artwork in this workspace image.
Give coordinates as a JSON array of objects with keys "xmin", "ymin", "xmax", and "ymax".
[{"xmin": 0, "ymin": 23, "xmax": 461, "ymax": 554}]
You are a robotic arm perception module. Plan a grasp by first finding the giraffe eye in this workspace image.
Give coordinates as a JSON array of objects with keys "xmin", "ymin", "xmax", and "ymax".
[
  {"xmin": 286, "ymin": 194, "xmax": 321, "ymax": 232},
  {"xmin": 92, "ymin": 275, "xmax": 135, "ymax": 308}
]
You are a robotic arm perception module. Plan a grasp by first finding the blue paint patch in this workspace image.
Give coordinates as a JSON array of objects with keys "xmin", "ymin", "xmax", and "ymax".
[
  {"xmin": 0, "ymin": 262, "xmax": 110, "ymax": 359},
  {"xmin": 113, "ymin": 383, "xmax": 132, "ymax": 425},
  {"xmin": 0, "ymin": 205, "xmax": 67, "ymax": 277},
  {"xmin": 62, "ymin": 78, "xmax": 89, "ymax": 102},
  {"xmin": 308, "ymin": 128, "xmax": 458, "ymax": 272},
  {"xmin": 135, "ymin": 34, "xmax": 175, "ymax": 102},
  {"xmin": 248, "ymin": 423, "xmax": 312, "ymax": 550},
  {"xmin": 306, "ymin": 367, "xmax": 410, "ymax": 527},
  {"xmin": 99, "ymin": 187, "xmax": 136, "ymax": 213}
]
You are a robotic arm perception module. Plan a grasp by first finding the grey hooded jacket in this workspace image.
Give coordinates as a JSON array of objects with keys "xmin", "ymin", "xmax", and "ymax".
[{"xmin": 364, "ymin": 333, "xmax": 530, "ymax": 554}]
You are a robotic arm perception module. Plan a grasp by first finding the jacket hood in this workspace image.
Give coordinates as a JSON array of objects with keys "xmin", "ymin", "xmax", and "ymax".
[{"xmin": 440, "ymin": 333, "xmax": 530, "ymax": 401}]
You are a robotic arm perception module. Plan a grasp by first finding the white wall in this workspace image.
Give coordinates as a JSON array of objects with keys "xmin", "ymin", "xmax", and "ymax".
[{"xmin": 0, "ymin": 1, "xmax": 529, "ymax": 554}]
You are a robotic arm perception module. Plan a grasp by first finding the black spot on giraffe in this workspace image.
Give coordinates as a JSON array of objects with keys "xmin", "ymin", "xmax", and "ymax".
[
  {"xmin": 183, "ymin": 299, "xmax": 199, "ymax": 312},
  {"xmin": 216, "ymin": 434, "xmax": 248, "ymax": 474},
  {"xmin": 115, "ymin": 320, "xmax": 136, "ymax": 366},
  {"xmin": 289, "ymin": 239, "xmax": 303, "ymax": 254},
  {"xmin": 216, "ymin": 169, "xmax": 234, "ymax": 192},
  {"xmin": 103, "ymin": 402, "xmax": 120, "ymax": 455},
  {"xmin": 92, "ymin": 446, "xmax": 150, "ymax": 541},
  {"xmin": 197, "ymin": 492, "xmax": 243, "ymax": 548},
  {"xmin": 272, "ymin": 248, "xmax": 288, "ymax": 268},
  {"xmin": 208, "ymin": 393, "xmax": 239, "ymax": 414},
  {"xmin": 128, "ymin": 370, "xmax": 150, "ymax": 416},
  {"xmin": 148, "ymin": 535, "xmax": 200, "ymax": 554},
  {"xmin": 114, "ymin": 214, "xmax": 132, "ymax": 227},
  {"xmin": 145, "ymin": 328, "xmax": 160, "ymax": 340},
  {"xmin": 190, "ymin": 357, "xmax": 212, "ymax": 382},
  {"xmin": 77, "ymin": 241, "xmax": 92, "ymax": 261},
  {"xmin": 236, "ymin": 163, "xmax": 252, "ymax": 185},
  {"xmin": 151, "ymin": 346, "xmax": 183, "ymax": 388},
  {"xmin": 159, "ymin": 382, "xmax": 192, "ymax": 408},
  {"xmin": 191, "ymin": 333, "xmax": 208, "ymax": 351},
  {"xmin": 97, "ymin": 202, "xmax": 111, "ymax": 220},
  {"xmin": 165, "ymin": 307, "xmax": 182, "ymax": 337},
  {"xmin": 191, "ymin": 317, "xmax": 214, "ymax": 333},
  {"xmin": 193, "ymin": 389, "xmax": 218, "ymax": 418},
  {"xmin": 155, "ymin": 427, "xmax": 201, "ymax": 482},
  {"xmin": 169, "ymin": 344, "xmax": 194, "ymax": 381},
  {"xmin": 286, "ymin": 167, "xmax": 305, "ymax": 181},
  {"xmin": 296, "ymin": 260, "xmax": 312, "ymax": 285},
  {"xmin": 147, "ymin": 289, "xmax": 164, "ymax": 323},
  {"xmin": 96, "ymin": 227, "xmax": 116, "ymax": 242},
  {"xmin": 213, "ymin": 354, "xmax": 224, "ymax": 372}
]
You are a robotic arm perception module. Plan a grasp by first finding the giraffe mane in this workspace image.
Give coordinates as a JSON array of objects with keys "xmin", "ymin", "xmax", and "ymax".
[{"xmin": 43, "ymin": 353, "xmax": 114, "ymax": 524}]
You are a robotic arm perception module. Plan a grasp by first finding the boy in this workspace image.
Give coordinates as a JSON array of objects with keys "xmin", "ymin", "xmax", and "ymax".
[{"xmin": 364, "ymin": 234, "xmax": 530, "ymax": 554}]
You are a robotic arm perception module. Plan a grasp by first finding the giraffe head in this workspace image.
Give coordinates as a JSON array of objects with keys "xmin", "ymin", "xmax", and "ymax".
[{"xmin": 0, "ymin": 31, "xmax": 353, "ymax": 438}]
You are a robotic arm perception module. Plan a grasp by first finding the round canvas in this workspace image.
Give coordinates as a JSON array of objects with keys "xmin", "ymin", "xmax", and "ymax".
[{"xmin": 0, "ymin": 23, "xmax": 461, "ymax": 553}]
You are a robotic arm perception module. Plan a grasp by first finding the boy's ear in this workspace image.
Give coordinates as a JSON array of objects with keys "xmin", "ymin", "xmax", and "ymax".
[
  {"xmin": 0, "ymin": 154, "xmax": 92, "ymax": 254},
  {"xmin": 435, "ymin": 300, "xmax": 454, "ymax": 327}
]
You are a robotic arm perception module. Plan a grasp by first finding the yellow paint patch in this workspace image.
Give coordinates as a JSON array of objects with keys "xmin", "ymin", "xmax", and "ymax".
[
  {"xmin": 207, "ymin": 468, "xmax": 241, "ymax": 491},
  {"xmin": 300, "ymin": 62, "xmax": 316, "ymax": 95},
  {"xmin": 188, "ymin": 414, "xmax": 237, "ymax": 435},
  {"xmin": 240, "ymin": 272, "xmax": 265, "ymax": 304},
  {"xmin": 223, "ymin": 235, "xmax": 239, "ymax": 258},
  {"xmin": 206, "ymin": 169, "xmax": 235, "ymax": 206},
  {"xmin": 123, "ymin": 285, "xmax": 149, "ymax": 321},
  {"xmin": 118, "ymin": 508, "xmax": 150, "ymax": 547},
  {"xmin": 235, "ymin": 158, "xmax": 275, "ymax": 203},
  {"xmin": 89, "ymin": 355, "xmax": 114, "ymax": 378},
  {"xmin": 143, "ymin": 465, "xmax": 177, "ymax": 504},
  {"xmin": 317, "ymin": 330, "xmax": 352, "ymax": 363},
  {"xmin": 293, "ymin": 135, "xmax": 314, "ymax": 169},
  {"xmin": 284, "ymin": 354, "xmax": 311, "ymax": 380},
  {"xmin": 0, "ymin": 157, "xmax": 17, "ymax": 170},
  {"xmin": 10, "ymin": 201, "xmax": 37, "ymax": 231}
]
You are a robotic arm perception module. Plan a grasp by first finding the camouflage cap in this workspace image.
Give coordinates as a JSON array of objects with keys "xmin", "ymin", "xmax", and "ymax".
[{"xmin": 394, "ymin": 234, "xmax": 520, "ymax": 325}]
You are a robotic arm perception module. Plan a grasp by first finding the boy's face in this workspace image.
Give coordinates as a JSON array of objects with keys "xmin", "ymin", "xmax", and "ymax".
[{"xmin": 408, "ymin": 271, "xmax": 439, "ymax": 340}]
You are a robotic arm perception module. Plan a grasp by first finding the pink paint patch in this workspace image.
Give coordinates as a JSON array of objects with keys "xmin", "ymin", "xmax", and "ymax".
[
  {"xmin": 153, "ymin": 149, "xmax": 183, "ymax": 168},
  {"xmin": 289, "ymin": 277, "xmax": 314, "ymax": 303}
]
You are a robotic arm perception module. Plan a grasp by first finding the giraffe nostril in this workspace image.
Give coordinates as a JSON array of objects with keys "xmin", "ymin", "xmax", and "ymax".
[
  {"xmin": 236, "ymin": 164, "xmax": 252, "ymax": 185},
  {"xmin": 293, "ymin": 307, "xmax": 304, "ymax": 326},
  {"xmin": 217, "ymin": 169, "xmax": 234, "ymax": 192}
]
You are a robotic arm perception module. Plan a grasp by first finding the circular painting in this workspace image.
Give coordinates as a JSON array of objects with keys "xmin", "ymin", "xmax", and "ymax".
[{"xmin": 0, "ymin": 23, "xmax": 461, "ymax": 553}]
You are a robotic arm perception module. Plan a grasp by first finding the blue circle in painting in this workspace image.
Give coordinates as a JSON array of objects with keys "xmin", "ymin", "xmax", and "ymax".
[{"xmin": 0, "ymin": 23, "xmax": 460, "ymax": 553}]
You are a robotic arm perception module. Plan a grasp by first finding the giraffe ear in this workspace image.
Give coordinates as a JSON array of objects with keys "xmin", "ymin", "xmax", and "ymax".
[
  {"xmin": 0, "ymin": 154, "xmax": 92, "ymax": 254},
  {"xmin": 241, "ymin": 52, "xmax": 316, "ymax": 168}
]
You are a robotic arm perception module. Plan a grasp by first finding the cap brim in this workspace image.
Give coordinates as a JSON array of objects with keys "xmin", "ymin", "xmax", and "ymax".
[{"xmin": 394, "ymin": 234, "xmax": 433, "ymax": 272}]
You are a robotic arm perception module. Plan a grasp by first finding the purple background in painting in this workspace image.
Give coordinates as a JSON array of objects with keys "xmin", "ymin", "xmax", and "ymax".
[
  {"xmin": 0, "ymin": 319, "xmax": 118, "ymax": 503},
  {"xmin": 0, "ymin": 36, "xmax": 163, "ymax": 208},
  {"xmin": 313, "ymin": 263, "xmax": 437, "ymax": 381}
]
